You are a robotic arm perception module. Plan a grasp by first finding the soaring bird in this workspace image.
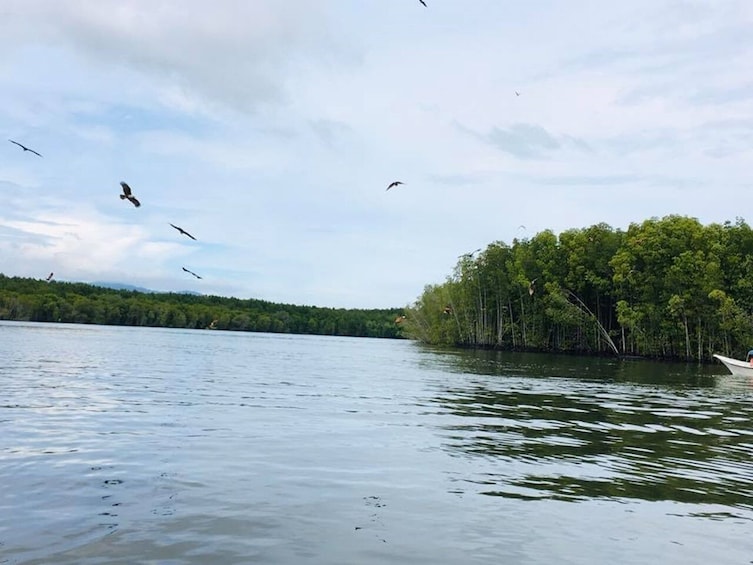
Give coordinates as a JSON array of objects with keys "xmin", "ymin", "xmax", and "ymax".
[
  {"xmin": 419, "ymin": 0, "xmax": 427, "ymax": 6},
  {"xmin": 182, "ymin": 267, "xmax": 202, "ymax": 280},
  {"xmin": 45, "ymin": 272, "xmax": 54, "ymax": 282},
  {"xmin": 458, "ymin": 248, "xmax": 481, "ymax": 259},
  {"xmin": 119, "ymin": 182, "xmax": 141, "ymax": 207},
  {"xmin": 169, "ymin": 223, "xmax": 197, "ymax": 240},
  {"xmin": 9, "ymin": 139, "xmax": 42, "ymax": 157},
  {"xmin": 386, "ymin": 181, "xmax": 404, "ymax": 191}
]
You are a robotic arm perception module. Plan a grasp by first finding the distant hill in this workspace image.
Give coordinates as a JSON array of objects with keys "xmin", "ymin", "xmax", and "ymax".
[
  {"xmin": 91, "ymin": 281, "xmax": 154, "ymax": 293},
  {"xmin": 91, "ymin": 281, "xmax": 202, "ymax": 296}
]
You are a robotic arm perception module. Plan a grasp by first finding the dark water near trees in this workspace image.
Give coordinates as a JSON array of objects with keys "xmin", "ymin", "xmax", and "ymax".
[{"xmin": 1, "ymin": 321, "xmax": 752, "ymax": 564}]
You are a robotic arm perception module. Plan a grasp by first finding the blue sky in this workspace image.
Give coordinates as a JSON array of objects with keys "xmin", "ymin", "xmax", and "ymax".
[{"xmin": 1, "ymin": 1, "xmax": 752, "ymax": 308}]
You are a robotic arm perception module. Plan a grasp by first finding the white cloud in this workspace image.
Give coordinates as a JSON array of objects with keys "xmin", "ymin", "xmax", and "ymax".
[
  {"xmin": 0, "ymin": 200, "xmax": 189, "ymax": 285},
  {"xmin": 2, "ymin": 0, "xmax": 343, "ymax": 114}
]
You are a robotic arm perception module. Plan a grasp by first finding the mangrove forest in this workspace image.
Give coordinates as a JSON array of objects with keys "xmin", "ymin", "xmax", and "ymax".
[{"xmin": 402, "ymin": 215, "xmax": 753, "ymax": 362}]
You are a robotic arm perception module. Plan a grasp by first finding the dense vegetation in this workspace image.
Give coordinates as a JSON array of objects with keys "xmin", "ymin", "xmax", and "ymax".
[
  {"xmin": 404, "ymin": 215, "xmax": 753, "ymax": 361},
  {"xmin": 0, "ymin": 275, "xmax": 403, "ymax": 338}
]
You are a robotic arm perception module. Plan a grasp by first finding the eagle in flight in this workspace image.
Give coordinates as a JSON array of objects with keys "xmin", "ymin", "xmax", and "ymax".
[{"xmin": 119, "ymin": 182, "xmax": 141, "ymax": 207}]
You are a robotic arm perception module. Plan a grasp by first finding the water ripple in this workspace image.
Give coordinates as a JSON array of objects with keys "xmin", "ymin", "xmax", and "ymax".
[
  {"xmin": 430, "ymin": 373, "xmax": 753, "ymax": 510},
  {"xmin": 2, "ymin": 322, "xmax": 753, "ymax": 565}
]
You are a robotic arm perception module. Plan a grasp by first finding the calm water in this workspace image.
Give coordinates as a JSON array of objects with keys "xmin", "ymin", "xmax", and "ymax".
[{"xmin": 1, "ymin": 321, "xmax": 752, "ymax": 564}]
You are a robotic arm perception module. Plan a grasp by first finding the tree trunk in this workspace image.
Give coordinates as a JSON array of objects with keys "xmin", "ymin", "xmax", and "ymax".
[{"xmin": 683, "ymin": 314, "xmax": 690, "ymax": 360}]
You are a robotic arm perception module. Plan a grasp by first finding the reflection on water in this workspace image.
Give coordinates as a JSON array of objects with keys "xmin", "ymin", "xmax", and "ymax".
[
  {"xmin": 425, "ymin": 349, "xmax": 753, "ymax": 512},
  {"xmin": 422, "ymin": 348, "xmax": 730, "ymax": 386}
]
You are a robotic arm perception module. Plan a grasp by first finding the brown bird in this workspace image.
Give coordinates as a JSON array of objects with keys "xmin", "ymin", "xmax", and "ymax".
[
  {"xmin": 443, "ymin": 305, "xmax": 452, "ymax": 315},
  {"xmin": 9, "ymin": 139, "xmax": 42, "ymax": 157},
  {"xmin": 119, "ymin": 182, "xmax": 141, "ymax": 207},
  {"xmin": 395, "ymin": 315, "xmax": 407, "ymax": 324},
  {"xmin": 182, "ymin": 266, "xmax": 202, "ymax": 279},
  {"xmin": 386, "ymin": 181, "xmax": 404, "ymax": 191},
  {"xmin": 169, "ymin": 223, "xmax": 197, "ymax": 240},
  {"xmin": 45, "ymin": 272, "xmax": 54, "ymax": 282}
]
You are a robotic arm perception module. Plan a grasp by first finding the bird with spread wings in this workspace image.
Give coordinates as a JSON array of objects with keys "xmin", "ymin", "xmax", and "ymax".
[
  {"xmin": 119, "ymin": 182, "xmax": 141, "ymax": 207},
  {"xmin": 182, "ymin": 267, "xmax": 202, "ymax": 280},
  {"xmin": 170, "ymin": 223, "xmax": 197, "ymax": 240},
  {"xmin": 9, "ymin": 139, "xmax": 42, "ymax": 157}
]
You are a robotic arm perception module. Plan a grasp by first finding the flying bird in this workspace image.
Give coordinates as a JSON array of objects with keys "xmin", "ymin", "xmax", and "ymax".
[
  {"xmin": 169, "ymin": 223, "xmax": 197, "ymax": 240},
  {"xmin": 182, "ymin": 267, "xmax": 202, "ymax": 280},
  {"xmin": 119, "ymin": 182, "xmax": 141, "ymax": 207},
  {"xmin": 9, "ymin": 139, "xmax": 42, "ymax": 157},
  {"xmin": 515, "ymin": 91, "xmax": 520, "ymax": 96},
  {"xmin": 419, "ymin": 0, "xmax": 427, "ymax": 6},
  {"xmin": 458, "ymin": 248, "xmax": 481, "ymax": 259},
  {"xmin": 45, "ymin": 272, "xmax": 54, "ymax": 282},
  {"xmin": 386, "ymin": 181, "xmax": 404, "ymax": 191}
]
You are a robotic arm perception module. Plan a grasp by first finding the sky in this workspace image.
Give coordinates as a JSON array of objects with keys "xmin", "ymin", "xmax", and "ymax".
[{"xmin": 1, "ymin": 1, "xmax": 752, "ymax": 309}]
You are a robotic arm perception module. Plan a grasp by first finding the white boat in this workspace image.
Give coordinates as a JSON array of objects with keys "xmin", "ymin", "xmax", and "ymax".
[{"xmin": 712, "ymin": 354, "xmax": 753, "ymax": 377}]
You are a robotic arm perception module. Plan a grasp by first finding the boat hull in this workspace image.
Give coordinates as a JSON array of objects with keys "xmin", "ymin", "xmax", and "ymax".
[{"xmin": 713, "ymin": 354, "xmax": 753, "ymax": 377}]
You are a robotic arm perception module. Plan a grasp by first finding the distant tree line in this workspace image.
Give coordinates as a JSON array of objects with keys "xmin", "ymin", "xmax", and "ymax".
[
  {"xmin": 403, "ymin": 216, "xmax": 753, "ymax": 361},
  {"xmin": 0, "ymin": 275, "xmax": 404, "ymax": 339}
]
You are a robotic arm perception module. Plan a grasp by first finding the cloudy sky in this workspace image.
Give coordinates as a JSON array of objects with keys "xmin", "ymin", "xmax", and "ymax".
[{"xmin": 1, "ymin": 1, "xmax": 752, "ymax": 308}]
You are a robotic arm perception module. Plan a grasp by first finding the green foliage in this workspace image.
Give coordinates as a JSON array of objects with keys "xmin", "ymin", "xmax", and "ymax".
[
  {"xmin": 407, "ymin": 216, "xmax": 753, "ymax": 361},
  {"xmin": 0, "ymin": 275, "xmax": 404, "ymax": 339}
]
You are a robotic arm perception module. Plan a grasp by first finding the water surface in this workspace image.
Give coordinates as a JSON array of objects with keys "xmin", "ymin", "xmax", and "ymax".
[{"xmin": 1, "ymin": 322, "xmax": 752, "ymax": 564}]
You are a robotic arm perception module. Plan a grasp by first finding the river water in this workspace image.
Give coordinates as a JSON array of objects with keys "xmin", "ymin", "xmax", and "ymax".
[{"xmin": 1, "ymin": 321, "xmax": 751, "ymax": 564}]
